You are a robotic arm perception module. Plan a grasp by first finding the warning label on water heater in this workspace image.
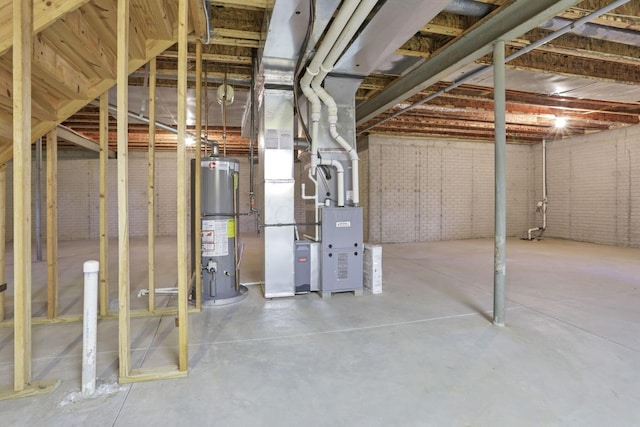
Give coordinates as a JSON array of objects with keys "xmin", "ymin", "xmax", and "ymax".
[{"xmin": 201, "ymin": 219, "xmax": 229, "ymax": 257}]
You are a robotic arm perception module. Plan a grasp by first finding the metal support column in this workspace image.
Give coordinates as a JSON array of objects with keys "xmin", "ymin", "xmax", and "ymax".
[{"xmin": 493, "ymin": 40, "xmax": 506, "ymax": 326}]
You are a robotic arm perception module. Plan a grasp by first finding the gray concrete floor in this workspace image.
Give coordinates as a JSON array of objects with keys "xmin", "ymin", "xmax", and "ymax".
[{"xmin": 1, "ymin": 235, "xmax": 639, "ymax": 426}]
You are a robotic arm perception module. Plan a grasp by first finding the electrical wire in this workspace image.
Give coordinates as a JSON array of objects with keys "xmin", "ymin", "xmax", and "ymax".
[{"xmin": 293, "ymin": 0, "xmax": 316, "ymax": 146}]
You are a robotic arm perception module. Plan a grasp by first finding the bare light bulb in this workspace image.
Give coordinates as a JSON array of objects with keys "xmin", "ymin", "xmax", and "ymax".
[{"xmin": 554, "ymin": 117, "xmax": 567, "ymax": 128}]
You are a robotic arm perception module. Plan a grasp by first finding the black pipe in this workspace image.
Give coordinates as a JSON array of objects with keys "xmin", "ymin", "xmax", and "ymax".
[{"xmin": 260, "ymin": 222, "xmax": 320, "ymax": 229}]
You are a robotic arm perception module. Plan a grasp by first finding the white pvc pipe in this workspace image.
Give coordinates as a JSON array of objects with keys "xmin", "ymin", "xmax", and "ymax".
[
  {"xmin": 320, "ymin": 159, "xmax": 345, "ymax": 207},
  {"xmin": 300, "ymin": 0, "xmax": 362, "ymax": 171},
  {"xmin": 302, "ymin": 168, "xmax": 320, "ymax": 240},
  {"xmin": 310, "ymin": 0, "xmax": 378, "ymax": 207},
  {"xmin": 527, "ymin": 139, "xmax": 548, "ymax": 240},
  {"xmin": 301, "ymin": 168, "xmax": 318, "ymax": 201},
  {"xmin": 82, "ymin": 260, "xmax": 100, "ymax": 395}
]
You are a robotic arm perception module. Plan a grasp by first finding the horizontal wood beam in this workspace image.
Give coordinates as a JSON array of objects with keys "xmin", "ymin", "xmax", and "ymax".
[
  {"xmin": 208, "ymin": 35, "xmax": 261, "ymax": 48},
  {"xmin": 57, "ymin": 125, "xmax": 116, "ymax": 158},
  {"xmin": 210, "ymin": 0, "xmax": 266, "ymax": 9},
  {"xmin": 157, "ymin": 51, "xmax": 252, "ymax": 65}
]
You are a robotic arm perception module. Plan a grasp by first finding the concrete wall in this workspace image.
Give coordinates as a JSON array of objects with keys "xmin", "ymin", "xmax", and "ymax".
[
  {"xmin": 541, "ymin": 125, "xmax": 640, "ymax": 247},
  {"xmin": 360, "ymin": 135, "xmax": 534, "ymax": 244},
  {"xmin": 4, "ymin": 151, "xmax": 260, "ymax": 242}
]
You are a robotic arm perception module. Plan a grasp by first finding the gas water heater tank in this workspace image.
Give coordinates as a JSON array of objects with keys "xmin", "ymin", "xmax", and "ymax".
[{"xmin": 193, "ymin": 157, "xmax": 247, "ymax": 305}]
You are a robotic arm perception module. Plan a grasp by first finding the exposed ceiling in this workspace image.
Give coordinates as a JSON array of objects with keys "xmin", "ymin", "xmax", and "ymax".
[{"xmin": 4, "ymin": 0, "xmax": 640, "ymax": 158}]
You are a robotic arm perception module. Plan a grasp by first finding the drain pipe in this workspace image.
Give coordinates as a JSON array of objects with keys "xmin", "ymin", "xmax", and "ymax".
[
  {"xmin": 527, "ymin": 139, "xmax": 548, "ymax": 240},
  {"xmin": 311, "ymin": 0, "xmax": 379, "ymax": 208}
]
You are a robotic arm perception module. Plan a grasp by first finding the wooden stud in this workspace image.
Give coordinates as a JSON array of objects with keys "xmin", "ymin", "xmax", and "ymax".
[
  {"xmin": 99, "ymin": 92, "xmax": 109, "ymax": 316},
  {"xmin": 0, "ymin": 163, "xmax": 5, "ymax": 321},
  {"xmin": 148, "ymin": 58, "xmax": 156, "ymax": 313},
  {"xmin": 177, "ymin": 0, "xmax": 190, "ymax": 372},
  {"xmin": 194, "ymin": 39, "xmax": 202, "ymax": 310},
  {"xmin": 117, "ymin": 0, "xmax": 131, "ymax": 381},
  {"xmin": 12, "ymin": 0, "xmax": 33, "ymax": 392},
  {"xmin": 116, "ymin": 0, "xmax": 187, "ymax": 384},
  {"xmin": 46, "ymin": 128, "xmax": 58, "ymax": 319},
  {"xmin": 1, "ymin": 0, "xmax": 59, "ymax": 399}
]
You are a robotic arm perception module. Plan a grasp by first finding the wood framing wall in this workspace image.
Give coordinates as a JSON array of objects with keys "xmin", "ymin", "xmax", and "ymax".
[{"xmin": 1, "ymin": 0, "xmax": 210, "ymax": 399}]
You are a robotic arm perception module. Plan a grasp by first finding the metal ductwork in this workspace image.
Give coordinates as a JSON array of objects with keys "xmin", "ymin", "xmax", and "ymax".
[
  {"xmin": 332, "ymin": 0, "xmax": 453, "ymax": 76},
  {"xmin": 443, "ymin": 0, "xmax": 494, "ymax": 17},
  {"xmin": 539, "ymin": 17, "xmax": 640, "ymax": 46},
  {"xmin": 443, "ymin": 0, "xmax": 640, "ymax": 47}
]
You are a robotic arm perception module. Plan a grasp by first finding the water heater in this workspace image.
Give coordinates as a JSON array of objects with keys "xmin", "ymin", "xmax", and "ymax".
[{"xmin": 192, "ymin": 156, "xmax": 247, "ymax": 305}]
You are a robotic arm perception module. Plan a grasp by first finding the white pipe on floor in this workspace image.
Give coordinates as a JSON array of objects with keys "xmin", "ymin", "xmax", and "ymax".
[{"xmin": 82, "ymin": 260, "xmax": 100, "ymax": 395}]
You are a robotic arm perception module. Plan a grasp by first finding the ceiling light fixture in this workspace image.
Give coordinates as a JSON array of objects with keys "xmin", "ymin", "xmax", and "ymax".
[{"xmin": 554, "ymin": 116, "xmax": 567, "ymax": 128}]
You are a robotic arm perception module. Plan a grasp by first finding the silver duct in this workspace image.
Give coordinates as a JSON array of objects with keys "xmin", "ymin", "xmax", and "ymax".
[
  {"xmin": 443, "ymin": 0, "xmax": 493, "ymax": 17},
  {"xmin": 539, "ymin": 17, "xmax": 640, "ymax": 47},
  {"xmin": 446, "ymin": 0, "xmax": 640, "ymax": 47}
]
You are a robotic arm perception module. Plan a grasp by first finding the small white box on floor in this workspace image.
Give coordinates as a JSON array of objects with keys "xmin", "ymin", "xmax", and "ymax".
[{"xmin": 363, "ymin": 243, "xmax": 382, "ymax": 294}]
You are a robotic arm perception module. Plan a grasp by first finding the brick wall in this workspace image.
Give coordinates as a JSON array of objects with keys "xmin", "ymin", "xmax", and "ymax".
[
  {"xmin": 544, "ymin": 125, "xmax": 640, "ymax": 247},
  {"xmin": 4, "ymin": 151, "xmax": 260, "ymax": 242},
  {"xmin": 357, "ymin": 138, "xmax": 370, "ymax": 242},
  {"xmin": 4, "ymin": 125, "xmax": 638, "ymax": 247},
  {"xmin": 361, "ymin": 135, "xmax": 534, "ymax": 244}
]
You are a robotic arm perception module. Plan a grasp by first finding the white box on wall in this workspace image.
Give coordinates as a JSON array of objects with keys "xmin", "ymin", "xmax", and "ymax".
[{"xmin": 363, "ymin": 243, "xmax": 382, "ymax": 294}]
